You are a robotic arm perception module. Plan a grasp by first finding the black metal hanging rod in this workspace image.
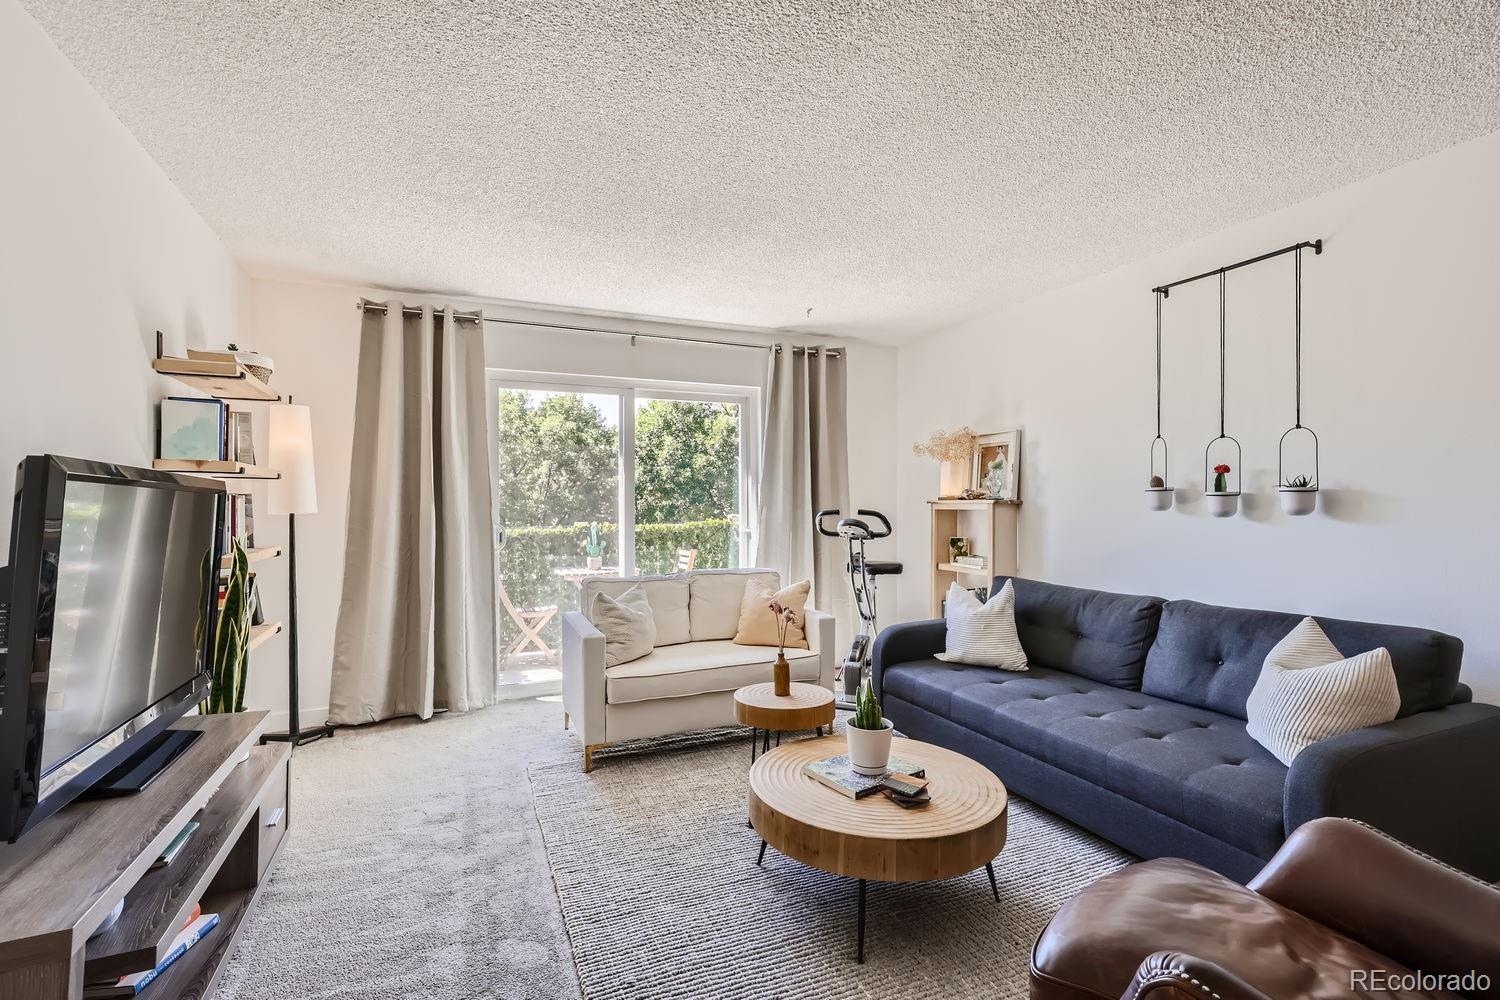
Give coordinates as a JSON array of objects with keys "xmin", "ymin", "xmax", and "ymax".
[{"xmin": 1152, "ymin": 239, "xmax": 1322, "ymax": 297}]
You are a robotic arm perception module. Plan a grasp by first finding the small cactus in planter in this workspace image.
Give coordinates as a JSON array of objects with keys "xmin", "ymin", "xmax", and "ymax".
[
  {"xmin": 845, "ymin": 674, "xmax": 894, "ymax": 775},
  {"xmin": 1212, "ymin": 463, "xmax": 1231, "ymax": 494}
]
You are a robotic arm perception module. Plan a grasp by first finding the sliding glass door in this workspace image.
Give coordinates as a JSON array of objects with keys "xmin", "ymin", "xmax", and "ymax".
[{"xmin": 489, "ymin": 374, "xmax": 756, "ymax": 673}]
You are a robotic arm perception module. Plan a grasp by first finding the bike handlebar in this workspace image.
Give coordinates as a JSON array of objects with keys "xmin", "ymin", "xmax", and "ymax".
[
  {"xmin": 857, "ymin": 509, "xmax": 892, "ymax": 538},
  {"xmin": 814, "ymin": 508, "xmax": 892, "ymax": 539}
]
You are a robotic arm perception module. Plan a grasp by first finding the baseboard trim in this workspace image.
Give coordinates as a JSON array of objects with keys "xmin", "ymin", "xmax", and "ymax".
[{"xmin": 264, "ymin": 705, "xmax": 331, "ymax": 732}]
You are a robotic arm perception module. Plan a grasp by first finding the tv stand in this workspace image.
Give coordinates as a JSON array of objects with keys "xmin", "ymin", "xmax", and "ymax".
[
  {"xmin": 0, "ymin": 712, "xmax": 288, "ymax": 999},
  {"xmin": 81, "ymin": 728, "xmax": 204, "ymax": 798}
]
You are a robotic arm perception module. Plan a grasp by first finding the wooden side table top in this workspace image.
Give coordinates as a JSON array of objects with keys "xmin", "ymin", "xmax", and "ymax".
[
  {"xmin": 748, "ymin": 735, "xmax": 1008, "ymax": 882},
  {"xmin": 733, "ymin": 682, "xmax": 836, "ymax": 732}
]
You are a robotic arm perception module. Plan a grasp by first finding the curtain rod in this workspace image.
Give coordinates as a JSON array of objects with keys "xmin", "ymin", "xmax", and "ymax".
[
  {"xmin": 353, "ymin": 300, "xmax": 840, "ymax": 356},
  {"xmin": 1152, "ymin": 239, "xmax": 1322, "ymax": 297}
]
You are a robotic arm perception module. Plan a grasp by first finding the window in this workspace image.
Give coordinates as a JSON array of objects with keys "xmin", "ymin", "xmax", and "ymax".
[{"xmin": 487, "ymin": 372, "xmax": 757, "ymax": 670}]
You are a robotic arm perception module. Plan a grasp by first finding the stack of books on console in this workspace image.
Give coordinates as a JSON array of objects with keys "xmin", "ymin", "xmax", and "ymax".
[
  {"xmin": 84, "ymin": 908, "xmax": 220, "ymax": 997},
  {"xmin": 954, "ymin": 555, "xmax": 987, "ymax": 570}
]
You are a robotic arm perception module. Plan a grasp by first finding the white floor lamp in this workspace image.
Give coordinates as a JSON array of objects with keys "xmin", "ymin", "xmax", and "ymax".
[{"xmin": 263, "ymin": 397, "xmax": 333, "ymax": 747}]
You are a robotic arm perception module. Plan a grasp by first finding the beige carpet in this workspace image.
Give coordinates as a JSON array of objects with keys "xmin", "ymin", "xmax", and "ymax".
[
  {"xmin": 214, "ymin": 698, "xmax": 1131, "ymax": 1000},
  {"xmin": 530, "ymin": 716, "xmax": 1133, "ymax": 1000}
]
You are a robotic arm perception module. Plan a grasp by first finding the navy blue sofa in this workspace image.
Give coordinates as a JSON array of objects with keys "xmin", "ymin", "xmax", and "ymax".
[{"xmin": 872, "ymin": 576, "xmax": 1500, "ymax": 883}]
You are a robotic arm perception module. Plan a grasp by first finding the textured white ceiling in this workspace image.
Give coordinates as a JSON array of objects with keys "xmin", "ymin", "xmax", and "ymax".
[{"xmin": 21, "ymin": 1, "xmax": 1500, "ymax": 341}]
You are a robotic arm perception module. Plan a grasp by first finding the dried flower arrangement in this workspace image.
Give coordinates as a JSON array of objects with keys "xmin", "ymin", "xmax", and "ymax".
[{"xmin": 912, "ymin": 427, "xmax": 979, "ymax": 462}]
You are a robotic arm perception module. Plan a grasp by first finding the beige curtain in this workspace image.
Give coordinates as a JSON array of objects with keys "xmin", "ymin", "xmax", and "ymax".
[
  {"xmin": 754, "ymin": 345, "xmax": 851, "ymax": 624},
  {"xmin": 328, "ymin": 302, "xmax": 498, "ymax": 725}
]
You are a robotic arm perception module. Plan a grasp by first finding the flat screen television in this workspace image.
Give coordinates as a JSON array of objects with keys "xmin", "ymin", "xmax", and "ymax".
[{"xmin": 0, "ymin": 456, "xmax": 223, "ymax": 842}]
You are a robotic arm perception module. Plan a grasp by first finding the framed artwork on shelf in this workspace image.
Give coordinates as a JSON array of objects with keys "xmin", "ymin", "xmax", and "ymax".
[
  {"xmin": 972, "ymin": 429, "xmax": 1022, "ymax": 501},
  {"xmin": 159, "ymin": 396, "xmax": 226, "ymax": 461}
]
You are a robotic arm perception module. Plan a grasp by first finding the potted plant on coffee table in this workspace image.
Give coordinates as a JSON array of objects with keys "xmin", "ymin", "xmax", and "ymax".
[{"xmin": 846, "ymin": 675, "xmax": 894, "ymax": 775}]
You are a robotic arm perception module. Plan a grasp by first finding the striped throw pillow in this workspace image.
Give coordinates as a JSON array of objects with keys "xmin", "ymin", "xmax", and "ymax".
[
  {"xmin": 1245, "ymin": 616, "xmax": 1400, "ymax": 765},
  {"xmin": 935, "ymin": 580, "xmax": 1027, "ymax": 671}
]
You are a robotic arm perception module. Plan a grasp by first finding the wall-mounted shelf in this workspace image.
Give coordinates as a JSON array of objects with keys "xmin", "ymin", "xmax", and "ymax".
[
  {"xmin": 152, "ymin": 357, "xmax": 280, "ymax": 402},
  {"xmin": 246, "ymin": 621, "xmax": 283, "ymax": 653},
  {"xmin": 221, "ymin": 546, "xmax": 283, "ymax": 571},
  {"xmin": 152, "ymin": 459, "xmax": 280, "ymax": 480}
]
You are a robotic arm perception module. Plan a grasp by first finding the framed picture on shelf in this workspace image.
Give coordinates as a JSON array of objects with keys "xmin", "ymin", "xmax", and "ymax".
[
  {"xmin": 972, "ymin": 429, "xmax": 1022, "ymax": 501},
  {"xmin": 159, "ymin": 397, "xmax": 226, "ymax": 461}
]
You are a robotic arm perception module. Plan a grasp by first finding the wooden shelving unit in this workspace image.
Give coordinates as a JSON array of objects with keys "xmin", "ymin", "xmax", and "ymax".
[
  {"xmin": 0, "ymin": 713, "xmax": 290, "ymax": 1000},
  {"xmin": 153, "ymin": 356, "xmax": 280, "ymax": 402},
  {"xmin": 152, "ymin": 459, "xmax": 280, "ymax": 480},
  {"xmin": 246, "ymin": 621, "xmax": 284, "ymax": 653},
  {"xmin": 929, "ymin": 499, "xmax": 1020, "ymax": 617}
]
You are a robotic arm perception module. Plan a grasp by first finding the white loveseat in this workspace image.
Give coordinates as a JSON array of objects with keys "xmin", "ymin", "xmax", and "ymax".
[{"xmin": 561, "ymin": 568, "xmax": 836, "ymax": 771}]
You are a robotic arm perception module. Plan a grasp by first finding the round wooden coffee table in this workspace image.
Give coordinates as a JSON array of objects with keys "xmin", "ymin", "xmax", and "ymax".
[
  {"xmin": 748, "ymin": 735, "xmax": 1008, "ymax": 962},
  {"xmin": 734, "ymin": 682, "xmax": 836, "ymax": 762}
]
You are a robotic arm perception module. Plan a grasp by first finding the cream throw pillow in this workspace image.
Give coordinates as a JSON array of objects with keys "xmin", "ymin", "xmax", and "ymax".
[
  {"xmin": 591, "ymin": 586, "xmax": 656, "ymax": 666},
  {"xmin": 1245, "ymin": 617, "xmax": 1401, "ymax": 765},
  {"xmin": 936, "ymin": 580, "xmax": 1027, "ymax": 671},
  {"xmin": 732, "ymin": 578, "xmax": 811, "ymax": 649}
]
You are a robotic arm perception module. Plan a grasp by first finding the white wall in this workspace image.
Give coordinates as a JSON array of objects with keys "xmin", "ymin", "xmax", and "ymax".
[
  {"xmin": 894, "ymin": 130, "xmax": 1500, "ymax": 702},
  {"xmin": 0, "ymin": 0, "xmax": 244, "ymax": 540},
  {"xmin": 241, "ymin": 275, "xmax": 898, "ymax": 725}
]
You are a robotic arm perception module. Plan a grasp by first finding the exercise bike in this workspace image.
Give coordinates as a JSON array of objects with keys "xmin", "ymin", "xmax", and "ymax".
[{"xmin": 815, "ymin": 509, "xmax": 902, "ymax": 700}]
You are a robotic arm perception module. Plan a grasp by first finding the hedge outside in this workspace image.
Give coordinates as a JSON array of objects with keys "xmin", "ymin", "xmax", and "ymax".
[{"xmin": 498, "ymin": 519, "xmax": 737, "ymax": 652}]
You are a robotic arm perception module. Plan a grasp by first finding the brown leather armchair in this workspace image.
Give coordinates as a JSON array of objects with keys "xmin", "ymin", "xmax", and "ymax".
[{"xmin": 1031, "ymin": 817, "xmax": 1500, "ymax": 999}]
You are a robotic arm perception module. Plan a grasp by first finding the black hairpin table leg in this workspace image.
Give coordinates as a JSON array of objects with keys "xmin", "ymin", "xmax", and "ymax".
[
  {"xmin": 757, "ymin": 840, "xmax": 768, "ymax": 866},
  {"xmin": 986, "ymin": 862, "xmax": 999, "ymax": 903},
  {"xmin": 856, "ymin": 879, "xmax": 867, "ymax": 963}
]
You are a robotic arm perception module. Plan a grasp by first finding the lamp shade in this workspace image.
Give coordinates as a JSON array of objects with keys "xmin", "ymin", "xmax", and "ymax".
[{"xmin": 268, "ymin": 404, "xmax": 317, "ymax": 515}]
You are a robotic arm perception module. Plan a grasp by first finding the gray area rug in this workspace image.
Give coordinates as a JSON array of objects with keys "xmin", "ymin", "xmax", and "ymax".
[
  {"xmin": 213, "ymin": 698, "xmax": 1131, "ymax": 1000},
  {"xmin": 531, "ymin": 716, "xmax": 1133, "ymax": 1000},
  {"xmin": 216, "ymin": 698, "xmax": 583, "ymax": 1000}
]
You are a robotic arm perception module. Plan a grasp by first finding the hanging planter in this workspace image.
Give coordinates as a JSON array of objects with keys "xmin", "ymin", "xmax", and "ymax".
[
  {"xmin": 1203, "ymin": 271, "xmax": 1240, "ymax": 517},
  {"xmin": 1144, "ymin": 290, "xmax": 1175, "ymax": 512},
  {"xmin": 1278, "ymin": 246, "xmax": 1320, "ymax": 517}
]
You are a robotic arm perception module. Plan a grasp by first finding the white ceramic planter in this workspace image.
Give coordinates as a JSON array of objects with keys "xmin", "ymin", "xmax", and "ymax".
[
  {"xmin": 586, "ymin": 555, "xmax": 603, "ymax": 570},
  {"xmin": 1279, "ymin": 487, "xmax": 1317, "ymax": 516},
  {"xmin": 1204, "ymin": 492, "xmax": 1240, "ymax": 518},
  {"xmin": 1145, "ymin": 487, "xmax": 1175, "ymax": 512},
  {"xmin": 846, "ymin": 719, "xmax": 895, "ymax": 775}
]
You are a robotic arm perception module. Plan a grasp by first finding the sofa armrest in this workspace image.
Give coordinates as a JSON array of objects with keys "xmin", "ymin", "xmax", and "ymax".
[
  {"xmin": 1122, "ymin": 953, "xmax": 1272, "ymax": 1000},
  {"xmin": 1249, "ymin": 817, "xmax": 1500, "ymax": 985},
  {"xmin": 871, "ymin": 618, "xmax": 946, "ymax": 697},
  {"xmin": 803, "ymin": 608, "xmax": 837, "ymax": 692},
  {"xmin": 1284, "ymin": 701, "xmax": 1500, "ymax": 880},
  {"xmin": 561, "ymin": 611, "xmax": 607, "ymax": 746}
]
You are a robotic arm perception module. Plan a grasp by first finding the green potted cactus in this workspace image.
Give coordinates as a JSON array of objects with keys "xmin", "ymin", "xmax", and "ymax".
[
  {"xmin": 584, "ymin": 521, "xmax": 604, "ymax": 570},
  {"xmin": 845, "ymin": 674, "xmax": 894, "ymax": 775}
]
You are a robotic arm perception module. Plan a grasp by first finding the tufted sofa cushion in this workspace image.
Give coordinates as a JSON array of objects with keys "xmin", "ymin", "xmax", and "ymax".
[
  {"xmin": 1144, "ymin": 600, "xmax": 1463, "ymax": 721},
  {"xmin": 994, "ymin": 577, "xmax": 1165, "ymax": 689},
  {"xmin": 883, "ymin": 660, "xmax": 1288, "ymax": 858}
]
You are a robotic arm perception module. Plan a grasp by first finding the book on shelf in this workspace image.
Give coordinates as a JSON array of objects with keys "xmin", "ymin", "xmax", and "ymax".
[
  {"xmin": 150, "ymin": 820, "xmax": 200, "ymax": 870},
  {"xmin": 84, "ymin": 913, "xmax": 219, "ymax": 997},
  {"xmin": 802, "ymin": 755, "xmax": 927, "ymax": 799},
  {"xmin": 954, "ymin": 555, "xmax": 987, "ymax": 569}
]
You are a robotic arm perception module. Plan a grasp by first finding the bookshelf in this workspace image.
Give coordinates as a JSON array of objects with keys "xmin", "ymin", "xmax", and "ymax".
[{"xmin": 928, "ymin": 499, "xmax": 1019, "ymax": 617}]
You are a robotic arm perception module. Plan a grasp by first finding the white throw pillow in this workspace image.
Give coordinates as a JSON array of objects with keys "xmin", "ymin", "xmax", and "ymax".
[
  {"xmin": 1245, "ymin": 617, "xmax": 1401, "ymax": 765},
  {"xmin": 591, "ymin": 586, "xmax": 657, "ymax": 667},
  {"xmin": 935, "ymin": 580, "xmax": 1027, "ymax": 671}
]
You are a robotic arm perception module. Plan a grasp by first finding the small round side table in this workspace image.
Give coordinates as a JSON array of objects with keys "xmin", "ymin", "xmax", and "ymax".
[{"xmin": 734, "ymin": 681, "xmax": 836, "ymax": 762}]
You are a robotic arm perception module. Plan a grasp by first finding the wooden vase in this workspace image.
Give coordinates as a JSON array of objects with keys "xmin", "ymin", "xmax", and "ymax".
[{"xmin": 773, "ymin": 654, "xmax": 791, "ymax": 696}]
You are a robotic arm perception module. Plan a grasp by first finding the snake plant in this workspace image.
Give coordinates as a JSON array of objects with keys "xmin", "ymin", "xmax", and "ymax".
[
  {"xmin": 851, "ymin": 674, "xmax": 884, "ymax": 731},
  {"xmin": 203, "ymin": 538, "xmax": 252, "ymax": 714}
]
